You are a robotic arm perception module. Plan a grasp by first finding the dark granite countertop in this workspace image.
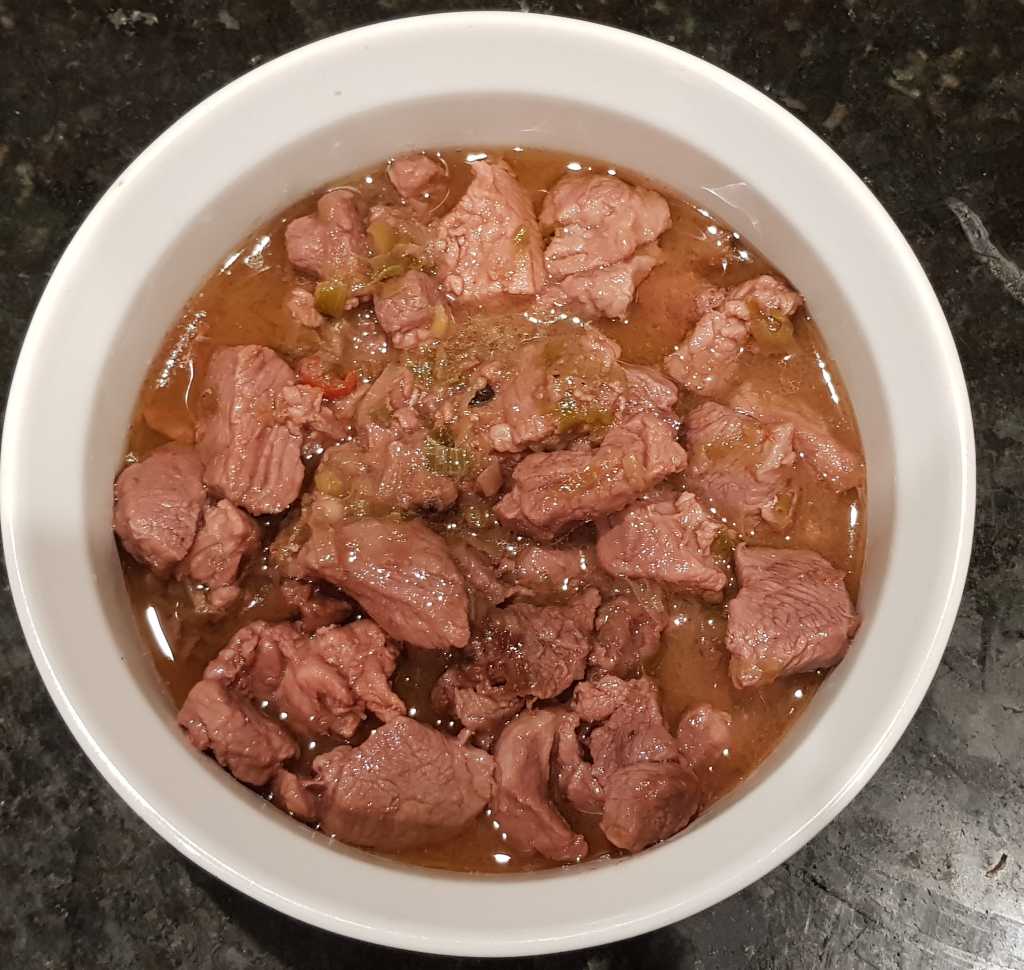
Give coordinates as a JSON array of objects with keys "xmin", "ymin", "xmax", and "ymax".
[{"xmin": 2, "ymin": 2, "xmax": 1022, "ymax": 967}]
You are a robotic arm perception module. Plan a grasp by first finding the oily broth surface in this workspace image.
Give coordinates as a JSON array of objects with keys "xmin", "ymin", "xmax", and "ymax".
[{"xmin": 120, "ymin": 147, "xmax": 865, "ymax": 874}]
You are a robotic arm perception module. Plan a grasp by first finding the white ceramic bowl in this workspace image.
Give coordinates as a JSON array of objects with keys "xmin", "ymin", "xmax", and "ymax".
[{"xmin": 1, "ymin": 12, "xmax": 974, "ymax": 957}]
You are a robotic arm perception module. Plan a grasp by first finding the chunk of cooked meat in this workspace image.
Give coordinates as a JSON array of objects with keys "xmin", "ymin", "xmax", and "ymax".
[
  {"xmin": 432, "ymin": 159, "xmax": 545, "ymax": 302},
  {"xmin": 571, "ymin": 674, "xmax": 699, "ymax": 852},
  {"xmin": 590, "ymin": 594, "xmax": 667, "ymax": 677},
  {"xmin": 683, "ymin": 400, "xmax": 796, "ymax": 530},
  {"xmin": 387, "ymin": 153, "xmax": 448, "ymax": 214},
  {"xmin": 540, "ymin": 247, "xmax": 661, "ymax": 320},
  {"xmin": 279, "ymin": 579, "xmax": 354, "ymax": 634},
  {"xmin": 299, "ymin": 509, "xmax": 470, "ymax": 649},
  {"xmin": 492, "ymin": 709, "xmax": 588, "ymax": 862},
  {"xmin": 373, "ymin": 270, "xmax": 444, "ymax": 350},
  {"xmin": 433, "ymin": 589, "xmax": 601, "ymax": 736},
  {"xmin": 726, "ymin": 545, "xmax": 860, "ymax": 688},
  {"xmin": 540, "ymin": 174, "xmax": 671, "ymax": 281},
  {"xmin": 508, "ymin": 545, "xmax": 589, "ymax": 597},
  {"xmin": 281, "ymin": 717, "xmax": 494, "ymax": 850},
  {"xmin": 113, "ymin": 443, "xmax": 206, "ymax": 575},
  {"xmin": 495, "ymin": 413, "xmax": 687, "ymax": 540},
  {"xmin": 676, "ymin": 703, "xmax": 733, "ymax": 773},
  {"xmin": 600, "ymin": 760, "xmax": 700, "ymax": 854},
  {"xmin": 195, "ymin": 345, "xmax": 308, "ymax": 515},
  {"xmin": 617, "ymin": 364, "xmax": 679, "ymax": 422},
  {"xmin": 180, "ymin": 499, "xmax": 259, "ymax": 610},
  {"xmin": 731, "ymin": 383, "xmax": 865, "ymax": 491},
  {"xmin": 285, "ymin": 287, "xmax": 326, "ymax": 329},
  {"xmin": 664, "ymin": 275, "xmax": 802, "ymax": 397},
  {"xmin": 203, "ymin": 618, "xmax": 405, "ymax": 739},
  {"xmin": 596, "ymin": 491, "xmax": 727, "ymax": 601},
  {"xmin": 285, "ymin": 187, "xmax": 369, "ymax": 281},
  {"xmin": 177, "ymin": 680, "xmax": 298, "ymax": 786}
]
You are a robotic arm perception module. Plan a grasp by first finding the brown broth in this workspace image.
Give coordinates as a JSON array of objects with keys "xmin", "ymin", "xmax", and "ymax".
[{"xmin": 120, "ymin": 147, "xmax": 866, "ymax": 874}]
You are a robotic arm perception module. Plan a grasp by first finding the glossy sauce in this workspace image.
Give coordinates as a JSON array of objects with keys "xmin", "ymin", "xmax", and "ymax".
[{"xmin": 121, "ymin": 148, "xmax": 865, "ymax": 873}]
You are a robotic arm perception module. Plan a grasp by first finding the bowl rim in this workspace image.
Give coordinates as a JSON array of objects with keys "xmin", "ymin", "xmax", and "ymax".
[{"xmin": 1, "ymin": 10, "xmax": 975, "ymax": 956}]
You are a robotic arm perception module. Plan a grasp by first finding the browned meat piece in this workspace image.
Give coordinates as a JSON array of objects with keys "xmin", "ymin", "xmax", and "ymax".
[
  {"xmin": 472, "ymin": 325, "xmax": 625, "ymax": 453},
  {"xmin": 434, "ymin": 589, "xmax": 601, "ymax": 736},
  {"xmin": 300, "ymin": 511, "xmax": 470, "ymax": 649},
  {"xmin": 177, "ymin": 680, "xmax": 298, "ymax": 786},
  {"xmin": 203, "ymin": 620, "xmax": 297, "ymax": 697},
  {"xmin": 292, "ymin": 717, "xmax": 494, "ymax": 850},
  {"xmin": 596, "ymin": 491, "xmax": 727, "ymax": 601},
  {"xmin": 373, "ymin": 270, "xmax": 444, "ymax": 350},
  {"xmin": 432, "ymin": 665, "xmax": 525, "ymax": 735},
  {"xmin": 664, "ymin": 275, "xmax": 802, "ymax": 397},
  {"xmin": 683, "ymin": 401, "xmax": 796, "ymax": 530},
  {"xmin": 181, "ymin": 500, "xmax": 259, "ymax": 609},
  {"xmin": 387, "ymin": 153, "xmax": 448, "ymax": 214},
  {"xmin": 540, "ymin": 248, "xmax": 661, "ymax": 320},
  {"xmin": 492, "ymin": 709, "xmax": 588, "ymax": 862},
  {"xmin": 448, "ymin": 539, "xmax": 512, "ymax": 617},
  {"xmin": 726, "ymin": 545, "xmax": 860, "ymax": 688},
  {"xmin": 617, "ymin": 364, "xmax": 679, "ymax": 421},
  {"xmin": 508, "ymin": 545, "xmax": 588, "ymax": 596},
  {"xmin": 476, "ymin": 589, "xmax": 600, "ymax": 700},
  {"xmin": 270, "ymin": 768, "xmax": 318, "ymax": 821},
  {"xmin": 676, "ymin": 703, "xmax": 733, "ymax": 772},
  {"xmin": 496, "ymin": 413, "xmax": 687, "ymax": 540},
  {"xmin": 731, "ymin": 384, "xmax": 865, "ymax": 491},
  {"xmin": 285, "ymin": 187, "xmax": 369, "ymax": 281},
  {"xmin": 280, "ymin": 579, "xmax": 354, "ymax": 633},
  {"xmin": 205, "ymin": 618, "xmax": 404, "ymax": 739},
  {"xmin": 113, "ymin": 443, "xmax": 206, "ymax": 575},
  {"xmin": 195, "ymin": 346, "xmax": 306, "ymax": 515},
  {"xmin": 315, "ymin": 427, "xmax": 458, "ymax": 517},
  {"xmin": 571, "ymin": 674, "xmax": 699, "ymax": 852},
  {"xmin": 432, "ymin": 160, "xmax": 545, "ymax": 303},
  {"xmin": 552, "ymin": 710, "xmax": 603, "ymax": 814},
  {"xmin": 540, "ymin": 174, "xmax": 671, "ymax": 281},
  {"xmin": 284, "ymin": 287, "xmax": 325, "ymax": 329},
  {"xmin": 590, "ymin": 594, "xmax": 667, "ymax": 677},
  {"xmin": 306, "ymin": 622, "xmax": 406, "ymax": 725},
  {"xmin": 600, "ymin": 761, "xmax": 700, "ymax": 854}
]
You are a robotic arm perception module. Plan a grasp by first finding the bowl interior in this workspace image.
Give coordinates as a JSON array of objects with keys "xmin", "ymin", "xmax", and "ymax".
[{"xmin": 2, "ymin": 14, "xmax": 972, "ymax": 957}]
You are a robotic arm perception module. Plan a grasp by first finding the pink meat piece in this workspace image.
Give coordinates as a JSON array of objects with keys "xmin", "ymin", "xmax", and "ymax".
[
  {"xmin": 617, "ymin": 364, "xmax": 679, "ymax": 422},
  {"xmin": 731, "ymin": 383, "xmax": 865, "ymax": 491},
  {"xmin": 299, "ymin": 511, "xmax": 470, "ymax": 649},
  {"xmin": 448, "ymin": 540, "xmax": 512, "ymax": 619},
  {"xmin": 683, "ymin": 401, "xmax": 797, "ymax": 530},
  {"xmin": 726, "ymin": 544, "xmax": 860, "ymax": 688},
  {"xmin": 596, "ymin": 491, "xmax": 727, "ymax": 601},
  {"xmin": 432, "ymin": 159, "xmax": 545, "ymax": 302},
  {"xmin": 372, "ymin": 270, "xmax": 444, "ymax": 350},
  {"xmin": 177, "ymin": 679, "xmax": 298, "ymax": 786},
  {"xmin": 540, "ymin": 173, "xmax": 671, "ymax": 281},
  {"xmin": 508, "ymin": 545, "xmax": 589, "ymax": 596},
  {"xmin": 352, "ymin": 364, "xmax": 419, "ymax": 442},
  {"xmin": 571, "ymin": 674, "xmax": 699, "ymax": 852},
  {"xmin": 492, "ymin": 709, "xmax": 589, "ymax": 862},
  {"xmin": 664, "ymin": 274, "xmax": 802, "ymax": 396},
  {"xmin": 590, "ymin": 594, "xmax": 667, "ymax": 677},
  {"xmin": 474, "ymin": 325, "xmax": 624, "ymax": 454},
  {"xmin": 113, "ymin": 443, "xmax": 206, "ymax": 575},
  {"xmin": 181, "ymin": 499, "xmax": 259, "ymax": 609},
  {"xmin": 676, "ymin": 703, "xmax": 733, "ymax": 773},
  {"xmin": 387, "ymin": 153, "xmax": 448, "ymax": 214},
  {"xmin": 284, "ymin": 187, "xmax": 369, "ymax": 281},
  {"xmin": 433, "ymin": 589, "xmax": 601, "ymax": 735},
  {"xmin": 540, "ymin": 248, "xmax": 661, "ymax": 320},
  {"xmin": 495, "ymin": 413, "xmax": 687, "ymax": 540},
  {"xmin": 287, "ymin": 717, "xmax": 494, "ymax": 850},
  {"xmin": 195, "ymin": 345, "xmax": 307, "ymax": 515},
  {"xmin": 285, "ymin": 287, "xmax": 326, "ymax": 329},
  {"xmin": 279, "ymin": 579, "xmax": 354, "ymax": 634},
  {"xmin": 204, "ymin": 618, "xmax": 404, "ymax": 739}
]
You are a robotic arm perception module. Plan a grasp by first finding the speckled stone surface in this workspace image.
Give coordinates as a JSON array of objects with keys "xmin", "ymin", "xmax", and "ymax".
[{"xmin": 1, "ymin": 2, "xmax": 1022, "ymax": 967}]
